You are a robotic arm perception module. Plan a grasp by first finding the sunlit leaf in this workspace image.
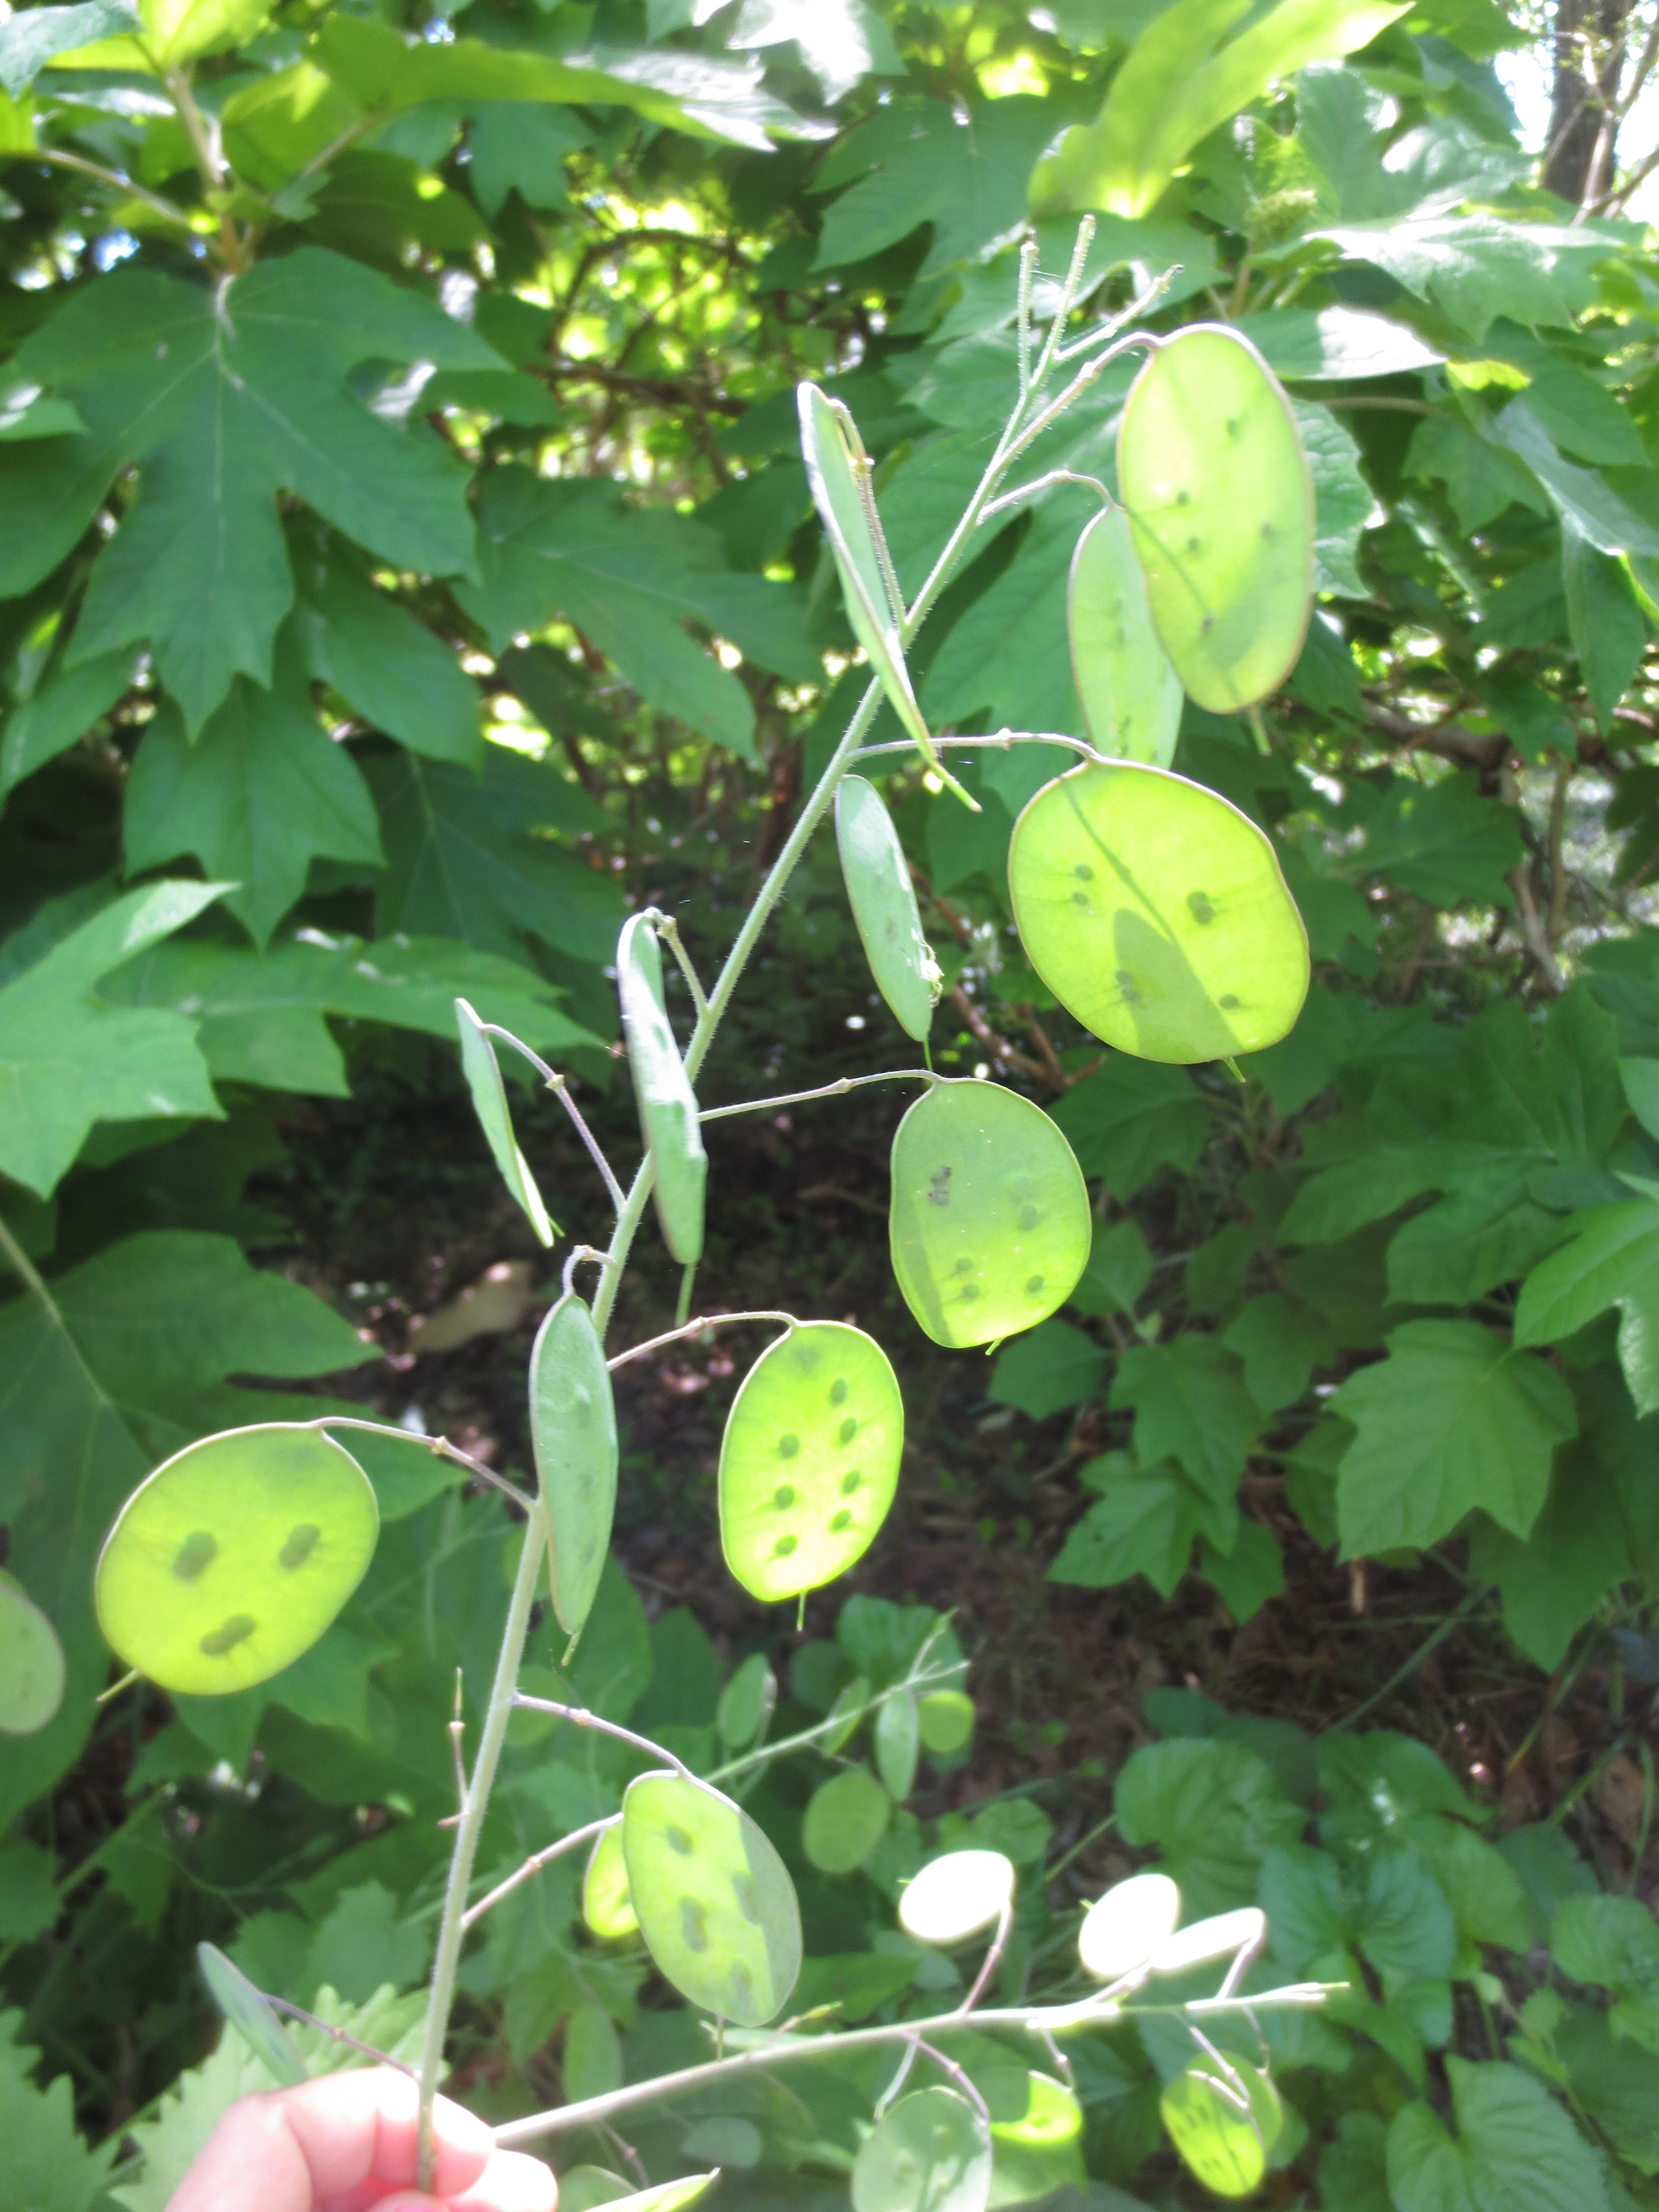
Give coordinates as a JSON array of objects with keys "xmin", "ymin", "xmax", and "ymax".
[
  {"xmin": 889, "ymin": 1080, "xmax": 1090, "ymax": 1347},
  {"xmin": 1008, "ymin": 763, "xmax": 1309, "ymax": 1062},
  {"xmin": 95, "ymin": 1424, "xmax": 379, "ymax": 1696},
  {"xmin": 530, "ymin": 1294, "xmax": 617, "ymax": 1641},
  {"xmin": 454, "ymin": 997, "xmax": 556, "ymax": 1248},
  {"xmin": 620, "ymin": 1771, "xmax": 801, "ymax": 2026},
  {"xmin": 835, "ymin": 774, "xmax": 938, "ymax": 1041},
  {"xmin": 1069, "ymin": 508, "xmax": 1181, "ymax": 767},
  {"xmin": 1118, "ymin": 325, "xmax": 1313, "ymax": 713},
  {"xmin": 719, "ymin": 1322, "xmax": 902, "ymax": 1602}
]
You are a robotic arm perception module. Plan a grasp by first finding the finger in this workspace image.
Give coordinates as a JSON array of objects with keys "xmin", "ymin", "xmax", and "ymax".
[
  {"xmin": 282, "ymin": 2071, "xmax": 496, "ymax": 2203},
  {"xmin": 447, "ymin": 2147, "xmax": 560, "ymax": 2212},
  {"xmin": 166, "ymin": 2093, "xmax": 315, "ymax": 2212}
]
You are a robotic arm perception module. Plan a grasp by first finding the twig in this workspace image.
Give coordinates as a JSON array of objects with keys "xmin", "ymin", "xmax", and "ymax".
[
  {"xmin": 478, "ymin": 1026, "xmax": 626, "ymax": 1217},
  {"xmin": 461, "ymin": 1815, "xmax": 614, "ymax": 1932},
  {"xmin": 699, "ymin": 1071, "xmax": 936, "ymax": 1123},
  {"xmin": 606, "ymin": 1311, "xmax": 796, "ymax": 1372},
  {"xmin": 510, "ymin": 1696, "xmax": 691, "ymax": 1775},
  {"xmin": 313, "ymin": 1418, "xmax": 536, "ymax": 1516}
]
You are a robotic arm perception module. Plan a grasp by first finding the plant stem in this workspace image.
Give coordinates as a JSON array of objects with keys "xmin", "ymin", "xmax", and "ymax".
[
  {"xmin": 699, "ymin": 1070, "xmax": 937, "ymax": 1122},
  {"xmin": 606, "ymin": 1309, "xmax": 796, "ymax": 1371},
  {"xmin": 478, "ymin": 1027, "xmax": 626, "ymax": 1217},
  {"xmin": 307, "ymin": 1416, "xmax": 535, "ymax": 1515},
  {"xmin": 492, "ymin": 1982, "xmax": 1332, "ymax": 2145},
  {"xmin": 415, "ymin": 1510, "xmax": 548, "ymax": 2188}
]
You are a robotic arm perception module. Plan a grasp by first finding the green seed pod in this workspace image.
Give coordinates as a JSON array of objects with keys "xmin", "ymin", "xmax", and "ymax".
[
  {"xmin": 835, "ymin": 775, "xmax": 939, "ymax": 1041},
  {"xmin": 852, "ymin": 2088, "xmax": 992, "ymax": 2212},
  {"xmin": 529, "ymin": 1293, "xmax": 617, "ymax": 1642},
  {"xmin": 715, "ymin": 1651, "xmax": 776, "ymax": 1750},
  {"xmin": 590, "ymin": 2179, "xmax": 718, "ymax": 2212},
  {"xmin": 0, "ymin": 1570, "xmax": 64, "ymax": 1736},
  {"xmin": 1117, "ymin": 325, "xmax": 1313, "ymax": 713},
  {"xmin": 198, "ymin": 1943, "xmax": 307, "ymax": 2087},
  {"xmin": 583, "ymin": 1824, "xmax": 638, "ymax": 1941},
  {"xmin": 1068, "ymin": 507, "xmax": 1182, "ymax": 767},
  {"xmin": 889, "ymin": 1080, "xmax": 1090, "ymax": 1349},
  {"xmin": 918, "ymin": 1688, "xmax": 975, "ymax": 1755},
  {"xmin": 874, "ymin": 1688, "xmax": 920, "ymax": 1802},
  {"xmin": 802, "ymin": 1765, "xmax": 891, "ymax": 1874},
  {"xmin": 1159, "ymin": 2059, "xmax": 1282, "ymax": 2199},
  {"xmin": 1007, "ymin": 762, "xmax": 1309, "ymax": 1063},
  {"xmin": 620, "ymin": 1769, "xmax": 802, "ymax": 2026},
  {"xmin": 798, "ymin": 384, "xmax": 932, "ymax": 765},
  {"xmin": 454, "ymin": 997, "xmax": 555, "ymax": 1247},
  {"xmin": 1078, "ymin": 1871, "xmax": 1181, "ymax": 1982},
  {"xmin": 616, "ymin": 914, "xmax": 707, "ymax": 1265},
  {"xmin": 899, "ymin": 1850, "xmax": 1015, "ymax": 1947},
  {"xmin": 95, "ymin": 1424, "xmax": 379, "ymax": 1696},
  {"xmin": 719, "ymin": 1323, "xmax": 902, "ymax": 1603}
]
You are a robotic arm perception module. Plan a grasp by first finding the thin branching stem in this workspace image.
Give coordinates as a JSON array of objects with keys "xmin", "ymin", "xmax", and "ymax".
[
  {"xmin": 510, "ymin": 1695, "xmax": 692, "ymax": 1774},
  {"xmin": 307, "ymin": 1417, "xmax": 536, "ymax": 1516},
  {"xmin": 605, "ymin": 1309, "xmax": 796, "ymax": 1371},
  {"xmin": 479, "ymin": 1025, "xmax": 626, "ymax": 1216},
  {"xmin": 700, "ymin": 1070, "xmax": 937, "ymax": 1122}
]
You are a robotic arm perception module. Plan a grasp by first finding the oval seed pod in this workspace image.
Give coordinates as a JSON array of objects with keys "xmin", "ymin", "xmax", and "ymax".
[
  {"xmin": 529, "ymin": 1293, "xmax": 617, "ymax": 1643},
  {"xmin": 1068, "ymin": 507, "xmax": 1182, "ymax": 767},
  {"xmin": 852, "ymin": 2088, "xmax": 992, "ymax": 2212},
  {"xmin": 0, "ymin": 1570, "xmax": 65, "ymax": 1735},
  {"xmin": 899, "ymin": 1850, "xmax": 1015, "ymax": 1947},
  {"xmin": 198, "ymin": 1943, "xmax": 307, "ymax": 2087},
  {"xmin": 1152, "ymin": 1904, "xmax": 1265, "ymax": 1977},
  {"xmin": 715, "ymin": 1651, "xmax": 776, "ymax": 1750},
  {"xmin": 1159, "ymin": 2059, "xmax": 1282, "ymax": 2200},
  {"xmin": 798, "ymin": 385, "xmax": 931, "ymax": 764},
  {"xmin": 1117, "ymin": 325, "xmax": 1313, "ymax": 713},
  {"xmin": 583, "ymin": 1824, "xmax": 638, "ymax": 1941},
  {"xmin": 719, "ymin": 1322, "xmax": 902, "ymax": 1603},
  {"xmin": 616, "ymin": 915, "xmax": 707, "ymax": 1265},
  {"xmin": 1007, "ymin": 762, "xmax": 1309, "ymax": 1063},
  {"xmin": 918, "ymin": 1688, "xmax": 974, "ymax": 1755},
  {"xmin": 455, "ymin": 998, "xmax": 555, "ymax": 1247},
  {"xmin": 620, "ymin": 1770, "xmax": 802, "ymax": 2026},
  {"xmin": 802, "ymin": 1765, "xmax": 891, "ymax": 1874},
  {"xmin": 1078, "ymin": 1871, "xmax": 1181, "ymax": 1982},
  {"xmin": 96, "ymin": 1424, "xmax": 379, "ymax": 1696},
  {"xmin": 889, "ymin": 1081, "xmax": 1090, "ymax": 1349},
  {"xmin": 874, "ymin": 1688, "xmax": 920, "ymax": 1802},
  {"xmin": 835, "ymin": 775, "xmax": 938, "ymax": 1041}
]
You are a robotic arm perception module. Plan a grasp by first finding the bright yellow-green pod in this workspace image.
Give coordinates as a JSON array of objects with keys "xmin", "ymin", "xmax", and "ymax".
[
  {"xmin": 802, "ymin": 1765, "xmax": 891, "ymax": 1873},
  {"xmin": 529, "ymin": 1293, "xmax": 616, "ymax": 1642},
  {"xmin": 1069, "ymin": 507, "xmax": 1182, "ymax": 766},
  {"xmin": 620, "ymin": 1770, "xmax": 801, "ymax": 2026},
  {"xmin": 1117, "ymin": 325, "xmax": 1313, "ymax": 714},
  {"xmin": 0, "ymin": 1571, "xmax": 65, "ymax": 1735},
  {"xmin": 616, "ymin": 914, "xmax": 707, "ymax": 1265},
  {"xmin": 1159, "ymin": 2058, "xmax": 1283, "ymax": 2199},
  {"xmin": 889, "ymin": 1080, "xmax": 1090, "ymax": 1349},
  {"xmin": 583, "ymin": 1824, "xmax": 638, "ymax": 1941},
  {"xmin": 455, "ymin": 997, "xmax": 555, "ymax": 1246},
  {"xmin": 1007, "ymin": 762, "xmax": 1309, "ymax": 1063},
  {"xmin": 95, "ymin": 1424, "xmax": 379, "ymax": 1696},
  {"xmin": 719, "ymin": 1321, "xmax": 902, "ymax": 1603},
  {"xmin": 852, "ymin": 2088, "xmax": 991, "ymax": 2212},
  {"xmin": 835, "ymin": 774, "xmax": 938, "ymax": 1041}
]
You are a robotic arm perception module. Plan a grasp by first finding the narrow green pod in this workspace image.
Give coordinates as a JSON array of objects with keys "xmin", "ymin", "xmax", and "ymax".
[
  {"xmin": 529, "ymin": 1293, "xmax": 618, "ymax": 1642},
  {"xmin": 455, "ymin": 997, "xmax": 556, "ymax": 1246},
  {"xmin": 95, "ymin": 1424, "xmax": 379, "ymax": 1696},
  {"xmin": 1068, "ymin": 506, "xmax": 1182, "ymax": 767},
  {"xmin": 0, "ymin": 1570, "xmax": 65, "ymax": 1735},
  {"xmin": 620, "ymin": 1769, "xmax": 802, "ymax": 2026},
  {"xmin": 835, "ymin": 775, "xmax": 939, "ymax": 1041},
  {"xmin": 852, "ymin": 2088, "xmax": 993, "ymax": 2212},
  {"xmin": 1117, "ymin": 325, "xmax": 1313, "ymax": 713},
  {"xmin": 1007, "ymin": 763, "xmax": 1308, "ymax": 1063},
  {"xmin": 583, "ymin": 1824, "xmax": 638, "ymax": 1940},
  {"xmin": 719, "ymin": 1321, "xmax": 903, "ymax": 1603},
  {"xmin": 715, "ymin": 1651, "xmax": 776, "ymax": 1749},
  {"xmin": 889, "ymin": 1080, "xmax": 1090, "ymax": 1349},
  {"xmin": 799, "ymin": 384, "xmax": 926, "ymax": 747},
  {"xmin": 198, "ymin": 1943, "xmax": 307, "ymax": 2087},
  {"xmin": 875, "ymin": 1688, "xmax": 919, "ymax": 1802},
  {"xmin": 616, "ymin": 913, "xmax": 707, "ymax": 1264}
]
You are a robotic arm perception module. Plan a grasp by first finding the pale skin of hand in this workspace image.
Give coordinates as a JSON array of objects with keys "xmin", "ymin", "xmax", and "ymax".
[{"xmin": 167, "ymin": 2068, "xmax": 557, "ymax": 2212}]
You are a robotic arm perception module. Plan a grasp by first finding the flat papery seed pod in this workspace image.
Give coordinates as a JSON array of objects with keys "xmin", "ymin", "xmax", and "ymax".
[
  {"xmin": 583, "ymin": 1824, "xmax": 638, "ymax": 1941},
  {"xmin": 1159, "ymin": 2059, "xmax": 1283, "ymax": 2200},
  {"xmin": 1068, "ymin": 508, "xmax": 1182, "ymax": 767},
  {"xmin": 616, "ymin": 915, "xmax": 708, "ymax": 1266},
  {"xmin": 530, "ymin": 1293, "xmax": 618, "ymax": 1641},
  {"xmin": 1117, "ymin": 324, "xmax": 1313, "ymax": 714},
  {"xmin": 197, "ymin": 1943, "xmax": 307, "ymax": 2088},
  {"xmin": 917, "ymin": 1688, "xmax": 974, "ymax": 1755},
  {"xmin": 1078, "ymin": 1871, "xmax": 1182, "ymax": 1982},
  {"xmin": 1151, "ymin": 1904, "xmax": 1265, "ymax": 1976},
  {"xmin": 0, "ymin": 1570, "xmax": 65, "ymax": 1735},
  {"xmin": 715, "ymin": 1651, "xmax": 776, "ymax": 1750},
  {"xmin": 95, "ymin": 1424, "xmax": 379, "ymax": 1696},
  {"xmin": 620, "ymin": 1771, "xmax": 802, "ymax": 2027},
  {"xmin": 454, "ymin": 997, "xmax": 556, "ymax": 1247},
  {"xmin": 889, "ymin": 1080, "xmax": 1090, "ymax": 1349},
  {"xmin": 1007, "ymin": 762, "xmax": 1309, "ymax": 1063},
  {"xmin": 801, "ymin": 1765, "xmax": 891, "ymax": 1874},
  {"xmin": 852, "ymin": 2088, "xmax": 993, "ymax": 2212},
  {"xmin": 719, "ymin": 1322, "xmax": 902, "ymax": 1603},
  {"xmin": 875, "ymin": 1689, "xmax": 920, "ymax": 1802},
  {"xmin": 897, "ymin": 1849, "xmax": 1015, "ymax": 1947},
  {"xmin": 798, "ymin": 384, "xmax": 932, "ymax": 757},
  {"xmin": 835, "ymin": 775, "xmax": 938, "ymax": 1041}
]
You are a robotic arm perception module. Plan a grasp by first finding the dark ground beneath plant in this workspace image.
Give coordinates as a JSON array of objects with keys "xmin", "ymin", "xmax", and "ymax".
[{"xmin": 249, "ymin": 1028, "xmax": 1659, "ymax": 1919}]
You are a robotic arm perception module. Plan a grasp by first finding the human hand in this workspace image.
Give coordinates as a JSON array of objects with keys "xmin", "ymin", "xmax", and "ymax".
[{"xmin": 167, "ymin": 2066, "xmax": 557, "ymax": 2212}]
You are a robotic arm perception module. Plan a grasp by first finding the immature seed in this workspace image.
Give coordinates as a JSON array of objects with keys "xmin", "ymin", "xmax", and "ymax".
[
  {"xmin": 199, "ymin": 1613, "xmax": 256, "ymax": 1657},
  {"xmin": 172, "ymin": 1530, "xmax": 217, "ymax": 1582}
]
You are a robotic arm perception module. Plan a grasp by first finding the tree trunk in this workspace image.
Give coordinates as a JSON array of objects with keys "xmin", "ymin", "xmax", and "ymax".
[{"xmin": 1544, "ymin": 0, "xmax": 1634, "ymax": 206}]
